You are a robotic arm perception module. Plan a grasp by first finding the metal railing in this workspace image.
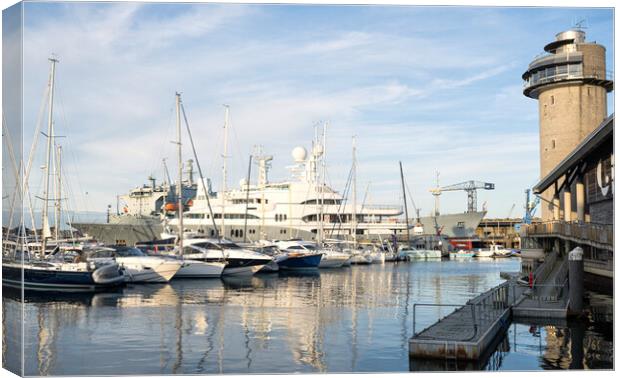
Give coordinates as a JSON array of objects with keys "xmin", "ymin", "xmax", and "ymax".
[
  {"xmin": 412, "ymin": 282, "xmax": 511, "ymax": 342},
  {"xmin": 521, "ymin": 221, "xmax": 613, "ymax": 247},
  {"xmin": 531, "ymin": 250, "xmax": 558, "ymax": 285},
  {"xmin": 527, "ymin": 283, "xmax": 569, "ymax": 308}
]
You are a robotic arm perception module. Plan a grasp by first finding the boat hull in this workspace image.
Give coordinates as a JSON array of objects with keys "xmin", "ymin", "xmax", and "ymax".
[
  {"xmin": 2, "ymin": 262, "xmax": 125, "ymax": 292},
  {"xmin": 122, "ymin": 261, "xmax": 182, "ymax": 283},
  {"xmin": 318, "ymin": 256, "xmax": 348, "ymax": 268},
  {"xmin": 174, "ymin": 260, "xmax": 225, "ymax": 278},
  {"xmin": 278, "ymin": 254, "xmax": 322, "ymax": 270},
  {"xmin": 258, "ymin": 260, "xmax": 280, "ymax": 272},
  {"xmin": 349, "ymin": 254, "xmax": 373, "ymax": 264}
]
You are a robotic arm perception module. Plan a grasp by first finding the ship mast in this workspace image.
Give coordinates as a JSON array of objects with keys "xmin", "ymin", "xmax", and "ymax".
[
  {"xmin": 221, "ymin": 105, "xmax": 230, "ymax": 239},
  {"xmin": 399, "ymin": 161, "xmax": 411, "ymax": 246},
  {"xmin": 175, "ymin": 92, "xmax": 183, "ymax": 253},
  {"xmin": 243, "ymin": 155, "xmax": 252, "ymax": 243},
  {"xmin": 319, "ymin": 123, "xmax": 327, "ymax": 245},
  {"xmin": 351, "ymin": 136, "xmax": 357, "ymax": 249},
  {"xmin": 41, "ymin": 56, "xmax": 58, "ymax": 254}
]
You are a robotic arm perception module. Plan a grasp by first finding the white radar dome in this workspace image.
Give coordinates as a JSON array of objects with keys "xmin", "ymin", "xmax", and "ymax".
[{"xmin": 291, "ymin": 146, "xmax": 307, "ymax": 162}]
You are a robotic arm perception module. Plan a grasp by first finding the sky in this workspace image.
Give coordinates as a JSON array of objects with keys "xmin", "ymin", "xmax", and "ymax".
[{"xmin": 4, "ymin": 2, "xmax": 615, "ymax": 221}]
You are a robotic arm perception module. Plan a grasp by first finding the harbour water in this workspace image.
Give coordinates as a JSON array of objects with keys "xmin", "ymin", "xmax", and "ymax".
[{"xmin": 2, "ymin": 259, "xmax": 612, "ymax": 375}]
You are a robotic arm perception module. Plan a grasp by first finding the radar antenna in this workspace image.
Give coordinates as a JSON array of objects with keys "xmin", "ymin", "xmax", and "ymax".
[{"xmin": 573, "ymin": 18, "xmax": 588, "ymax": 30}]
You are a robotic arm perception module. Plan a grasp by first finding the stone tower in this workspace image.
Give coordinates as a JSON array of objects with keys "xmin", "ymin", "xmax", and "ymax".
[{"xmin": 522, "ymin": 29, "xmax": 613, "ymax": 220}]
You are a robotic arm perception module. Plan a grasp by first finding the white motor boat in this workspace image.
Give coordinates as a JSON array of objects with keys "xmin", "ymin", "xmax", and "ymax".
[
  {"xmin": 347, "ymin": 248, "xmax": 373, "ymax": 264},
  {"xmin": 242, "ymin": 243, "xmax": 282, "ymax": 272},
  {"xmin": 398, "ymin": 246, "xmax": 425, "ymax": 260},
  {"xmin": 490, "ymin": 244, "xmax": 512, "ymax": 258},
  {"xmin": 87, "ymin": 246, "xmax": 182, "ymax": 283},
  {"xmin": 318, "ymin": 248, "xmax": 351, "ymax": 268},
  {"xmin": 182, "ymin": 238, "xmax": 272, "ymax": 276},
  {"xmin": 370, "ymin": 251, "xmax": 385, "ymax": 264},
  {"xmin": 174, "ymin": 258, "xmax": 226, "ymax": 278},
  {"xmin": 383, "ymin": 252, "xmax": 398, "ymax": 262},
  {"xmin": 421, "ymin": 249, "xmax": 443, "ymax": 259},
  {"xmin": 474, "ymin": 244, "xmax": 511, "ymax": 258},
  {"xmin": 450, "ymin": 250, "xmax": 475, "ymax": 259},
  {"xmin": 473, "ymin": 248, "xmax": 495, "ymax": 258}
]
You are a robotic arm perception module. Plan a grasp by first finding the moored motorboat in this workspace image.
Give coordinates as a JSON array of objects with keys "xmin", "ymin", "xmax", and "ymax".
[
  {"xmin": 450, "ymin": 250, "xmax": 475, "ymax": 259},
  {"xmin": 274, "ymin": 240, "xmax": 324, "ymax": 270},
  {"xmin": 348, "ymin": 249, "xmax": 373, "ymax": 264},
  {"xmin": 87, "ymin": 246, "xmax": 182, "ymax": 283},
  {"xmin": 173, "ymin": 258, "xmax": 226, "ymax": 278},
  {"xmin": 398, "ymin": 246, "xmax": 424, "ymax": 260},
  {"xmin": 182, "ymin": 238, "xmax": 272, "ymax": 276},
  {"xmin": 318, "ymin": 248, "xmax": 351, "ymax": 268}
]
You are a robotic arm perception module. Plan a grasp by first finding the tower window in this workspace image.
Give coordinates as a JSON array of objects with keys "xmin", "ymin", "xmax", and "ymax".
[
  {"xmin": 550, "ymin": 95, "xmax": 554, "ymax": 105},
  {"xmin": 551, "ymin": 139, "xmax": 556, "ymax": 149}
]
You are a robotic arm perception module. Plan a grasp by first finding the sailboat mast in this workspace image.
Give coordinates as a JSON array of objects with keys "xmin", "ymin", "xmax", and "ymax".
[
  {"xmin": 175, "ymin": 93, "xmax": 183, "ymax": 253},
  {"xmin": 162, "ymin": 158, "xmax": 172, "ymax": 188},
  {"xmin": 351, "ymin": 136, "xmax": 357, "ymax": 248},
  {"xmin": 243, "ymin": 155, "xmax": 252, "ymax": 243},
  {"xmin": 399, "ymin": 161, "xmax": 411, "ymax": 245},
  {"xmin": 319, "ymin": 123, "xmax": 327, "ymax": 245},
  {"xmin": 54, "ymin": 145, "xmax": 62, "ymax": 240},
  {"xmin": 41, "ymin": 56, "xmax": 58, "ymax": 253},
  {"xmin": 221, "ymin": 105, "xmax": 229, "ymax": 239}
]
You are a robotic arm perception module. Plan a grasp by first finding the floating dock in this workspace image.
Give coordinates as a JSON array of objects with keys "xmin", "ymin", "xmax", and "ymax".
[{"xmin": 409, "ymin": 254, "xmax": 569, "ymax": 361}]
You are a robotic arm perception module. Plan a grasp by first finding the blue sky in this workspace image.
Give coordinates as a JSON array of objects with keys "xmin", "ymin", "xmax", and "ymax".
[{"xmin": 11, "ymin": 2, "xmax": 615, "ymax": 219}]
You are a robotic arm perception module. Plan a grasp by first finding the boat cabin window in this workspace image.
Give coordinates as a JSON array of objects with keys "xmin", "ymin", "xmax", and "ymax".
[
  {"xmin": 90, "ymin": 250, "xmax": 115, "ymax": 258},
  {"xmin": 287, "ymin": 245, "xmax": 304, "ymax": 250},
  {"xmin": 190, "ymin": 242, "xmax": 221, "ymax": 250},
  {"xmin": 115, "ymin": 247, "xmax": 145, "ymax": 257},
  {"xmin": 218, "ymin": 242, "xmax": 241, "ymax": 249},
  {"xmin": 302, "ymin": 245, "xmax": 316, "ymax": 250}
]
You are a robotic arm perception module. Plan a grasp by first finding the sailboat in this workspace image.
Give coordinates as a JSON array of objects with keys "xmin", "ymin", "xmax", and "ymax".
[
  {"xmin": 2, "ymin": 56, "xmax": 125, "ymax": 291},
  {"xmin": 166, "ymin": 93, "xmax": 227, "ymax": 278},
  {"xmin": 313, "ymin": 125, "xmax": 351, "ymax": 268},
  {"xmin": 395, "ymin": 161, "xmax": 421, "ymax": 261}
]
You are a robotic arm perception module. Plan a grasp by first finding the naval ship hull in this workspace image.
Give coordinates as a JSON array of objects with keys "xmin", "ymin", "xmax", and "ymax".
[
  {"xmin": 72, "ymin": 211, "xmax": 485, "ymax": 246},
  {"xmin": 405, "ymin": 211, "xmax": 486, "ymax": 239},
  {"xmin": 72, "ymin": 216, "xmax": 164, "ymax": 246}
]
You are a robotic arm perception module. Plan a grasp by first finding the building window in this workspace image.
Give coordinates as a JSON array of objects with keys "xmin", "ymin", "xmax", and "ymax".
[
  {"xmin": 550, "ymin": 95, "xmax": 554, "ymax": 105},
  {"xmin": 551, "ymin": 139, "xmax": 556, "ymax": 149},
  {"xmin": 456, "ymin": 221, "xmax": 465, "ymax": 228}
]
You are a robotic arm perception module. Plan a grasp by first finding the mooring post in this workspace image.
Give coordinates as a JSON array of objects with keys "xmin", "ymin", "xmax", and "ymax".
[{"xmin": 568, "ymin": 247, "xmax": 584, "ymax": 316}]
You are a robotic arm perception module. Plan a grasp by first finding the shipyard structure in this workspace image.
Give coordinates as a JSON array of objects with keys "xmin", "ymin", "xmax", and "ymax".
[{"xmin": 521, "ymin": 29, "xmax": 614, "ymax": 291}]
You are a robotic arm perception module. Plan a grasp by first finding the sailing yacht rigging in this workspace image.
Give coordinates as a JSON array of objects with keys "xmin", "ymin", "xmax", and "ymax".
[{"xmin": 2, "ymin": 56, "xmax": 125, "ymax": 291}]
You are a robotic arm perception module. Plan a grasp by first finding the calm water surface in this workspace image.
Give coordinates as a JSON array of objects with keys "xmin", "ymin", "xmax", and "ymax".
[{"xmin": 2, "ymin": 259, "xmax": 613, "ymax": 375}]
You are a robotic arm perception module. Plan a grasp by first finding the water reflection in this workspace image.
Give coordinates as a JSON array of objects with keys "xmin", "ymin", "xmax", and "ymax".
[{"xmin": 1, "ymin": 259, "xmax": 612, "ymax": 375}]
